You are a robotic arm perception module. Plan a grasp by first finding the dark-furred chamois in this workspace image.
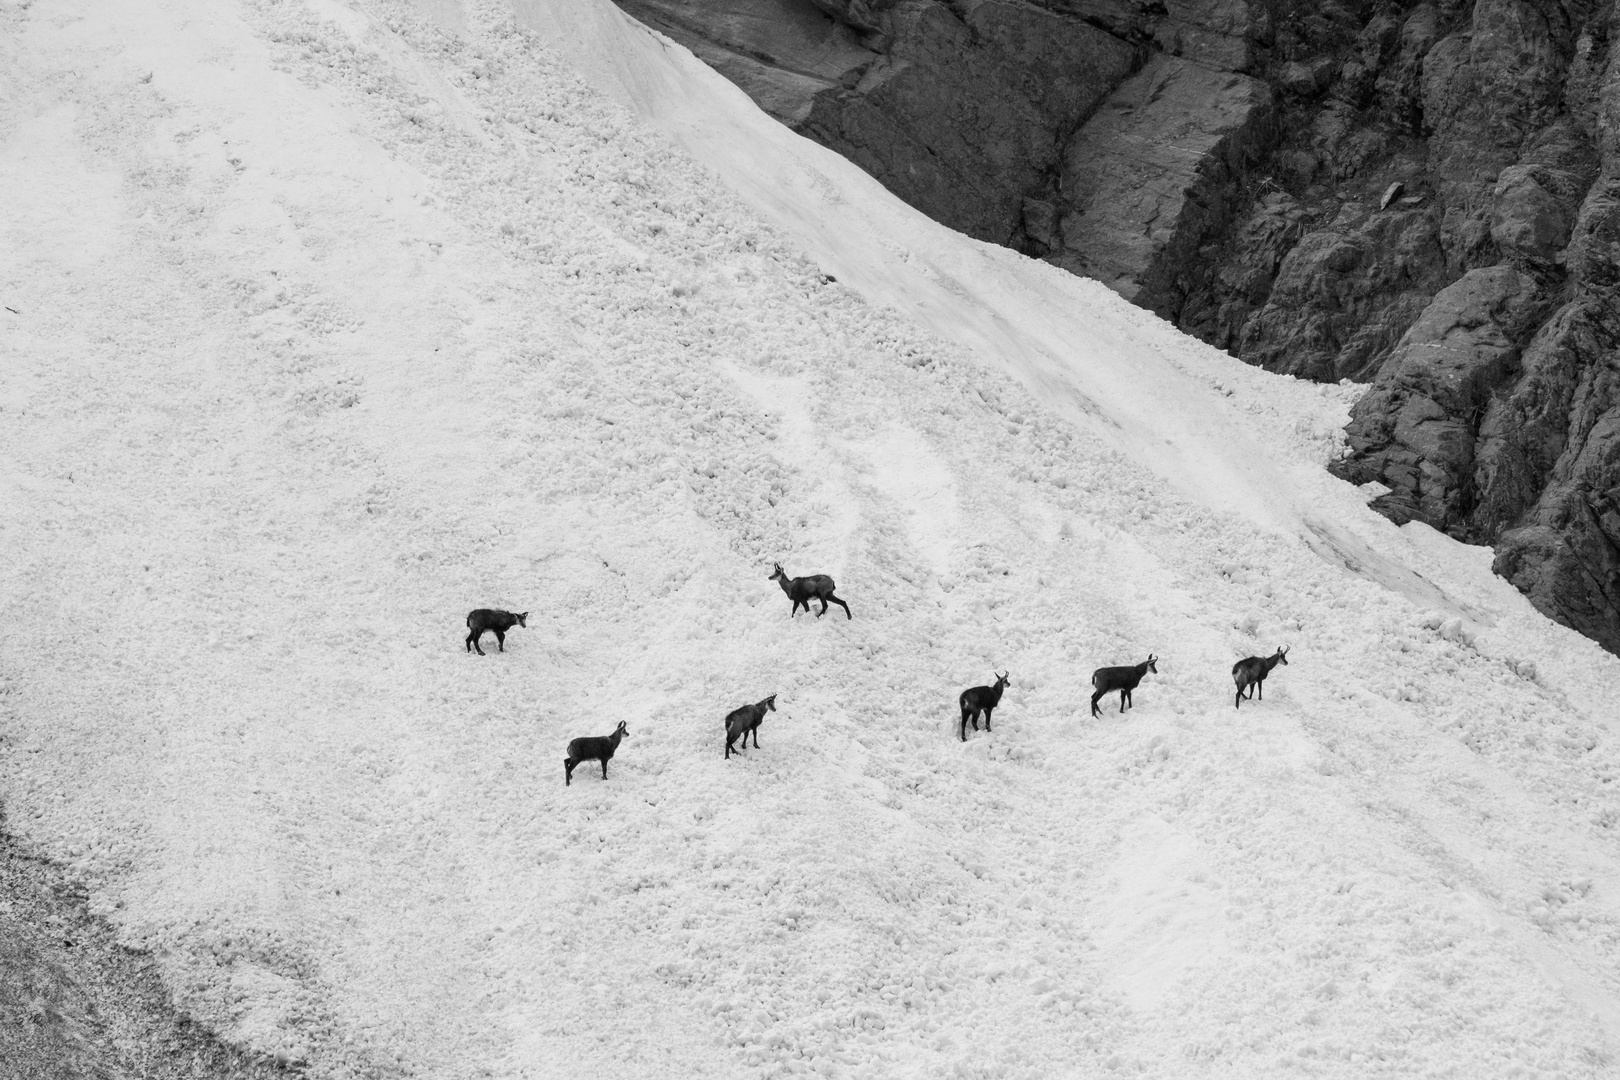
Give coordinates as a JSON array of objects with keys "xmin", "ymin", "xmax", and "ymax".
[
  {"xmin": 958, "ymin": 672, "xmax": 1009, "ymax": 742},
  {"xmin": 466, "ymin": 609, "xmax": 528, "ymax": 655},
  {"xmin": 769, "ymin": 563, "xmax": 850, "ymax": 619},
  {"xmin": 564, "ymin": 721, "xmax": 629, "ymax": 785},
  {"xmin": 1090, "ymin": 655, "xmax": 1157, "ymax": 718},
  {"xmin": 1233, "ymin": 646, "xmax": 1288, "ymax": 708},
  {"xmin": 724, "ymin": 695, "xmax": 777, "ymax": 759}
]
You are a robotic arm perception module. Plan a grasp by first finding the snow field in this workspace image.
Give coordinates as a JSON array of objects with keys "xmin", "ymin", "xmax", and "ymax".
[{"xmin": 2, "ymin": 0, "xmax": 1620, "ymax": 1077}]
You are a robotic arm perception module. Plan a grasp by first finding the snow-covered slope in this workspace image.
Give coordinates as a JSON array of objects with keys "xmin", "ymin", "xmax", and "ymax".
[{"xmin": 3, "ymin": 1, "xmax": 1620, "ymax": 1077}]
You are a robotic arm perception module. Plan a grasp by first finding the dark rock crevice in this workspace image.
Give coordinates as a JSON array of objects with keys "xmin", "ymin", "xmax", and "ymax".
[{"xmin": 609, "ymin": 0, "xmax": 1620, "ymax": 653}]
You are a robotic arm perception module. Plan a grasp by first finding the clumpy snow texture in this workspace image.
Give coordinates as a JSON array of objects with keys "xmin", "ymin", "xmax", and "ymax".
[{"xmin": 3, "ymin": 0, "xmax": 1620, "ymax": 1078}]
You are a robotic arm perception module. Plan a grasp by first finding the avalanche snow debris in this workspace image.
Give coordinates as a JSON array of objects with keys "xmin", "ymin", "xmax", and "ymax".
[{"xmin": 2, "ymin": 0, "xmax": 1620, "ymax": 1077}]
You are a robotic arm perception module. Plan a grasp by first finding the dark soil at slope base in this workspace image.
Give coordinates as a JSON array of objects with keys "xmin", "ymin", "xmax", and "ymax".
[
  {"xmin": 611, "ymin": 0, "xmax": 1620, "ymax": 655},
  {"xmin": 0, "ymin": 812, "xmax": 292, "ymax": 1080}
]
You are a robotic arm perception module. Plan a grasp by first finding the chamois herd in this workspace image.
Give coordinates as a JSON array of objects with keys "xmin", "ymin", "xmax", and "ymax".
[{"xmin": 471, "ymin": 564, "xmax": 1292, "ymax": 785}]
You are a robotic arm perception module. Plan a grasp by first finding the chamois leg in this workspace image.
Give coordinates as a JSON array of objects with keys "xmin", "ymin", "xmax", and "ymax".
[
  {"xmin": 748, "ymin": 728, "xmax": 760, "ymax": 749},
  {"xmin": 565, "ymin": 758, "xmax": 576, "ymax": 785},
  {"xmin": 1122, "ymin": 688, "xmax": 1132, "ymax": 713},
  {"xmin": 600, "ymin": 760, "xmax": 609, "ymax": 780},
  {"xmin": 494, "ymin": 629, "xmax": 506, "ymax": 652},
  {"xmin": 1234, "ymin": 687, "xmax": 1244, "ymax": 709},
  {"xmin": 983, "ymin": 707, "xmax": 994, "ymax": 733},
  {"xmin": 465, "ymin": 631, "xmax": 475, "ymax": 653},
  {"xmin": 815, "ymin": 597, "xmax": 828, "ymax": 617},
  {"xmin": 1256, "ymin": 681, "xmax": 1263, "ymax": 701},
  {"xmin": 1090, "ymin": 689, "xmax": 1105, "ymax": 718},
  {"xmin": 470, "ymin": 630, "xmax": 486, "ymax": 656},
  {"xmin": 829, "ymin": 594, "xmax": 851, "ymax": 620}
]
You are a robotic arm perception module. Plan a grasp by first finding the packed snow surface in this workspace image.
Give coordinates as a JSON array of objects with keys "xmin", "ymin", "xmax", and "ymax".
[{"xmin": 4, "ymin": 0, "xmax": 1620, "ymax": 1077}]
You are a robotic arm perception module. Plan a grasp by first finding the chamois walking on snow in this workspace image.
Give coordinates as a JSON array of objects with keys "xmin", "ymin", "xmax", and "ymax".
[
  {"xmin": 564, "ymin": 720, "xmax": 629, "ymax": 786},
  {"xmin": 959, "ymin": 672, "xmax": 1009, "ymax": 742},
  {"xmin": 1090, "ymin": 655, "xmax": 1157, "ymax": 718},
  {"xmin": 769, "ymin": 563, "xmax": 851, "ymax": 619},
  {"xmin": 1233, "ymin": 646, "xmax": 1288, "ymax": 708},
  {"xmin": 724, "ymin": 694, "xmax": 777, "ymax": 759},
  {"xmin": 465, "ymin": 609, "xmax": 528, "ymax": 655}
]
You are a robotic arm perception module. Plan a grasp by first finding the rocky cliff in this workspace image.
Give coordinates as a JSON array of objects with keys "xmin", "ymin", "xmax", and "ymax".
[{"xmin": 610, "ymin": 0, "xmax": 1620, "ymax": 654}]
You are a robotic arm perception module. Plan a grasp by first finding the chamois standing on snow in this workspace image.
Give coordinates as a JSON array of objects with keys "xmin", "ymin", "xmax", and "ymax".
[
  {"xmin": 1233, "ymin": 646, "xmax": 1288, "ymax": 708},
  {"xmin": 564, "ymin": 720, "xmax": 629, "ymax": 786},
  {"xmin": 465, "ymin": 609, "xmax": 528, "ymax": 655},
  {"xmin": 1090, "ymin": 655, "xmax": 1157, "ymax": 718},
  {"xmin": 959, "ymin": 672, "xmax": 1009, "ymax": 742},
  {"xmin": 769, "ymin": 563, "xmax": 851, "ymax": 620},
  {"xmin": 724, "ymin": 694, "xmax": 776, "ymax": 759}
]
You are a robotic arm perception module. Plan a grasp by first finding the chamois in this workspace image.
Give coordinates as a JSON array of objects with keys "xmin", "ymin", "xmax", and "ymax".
[
  {"xmin": 564, "ymin": 720, "xmax": 629, "ymax": 786},
  {"xmin": 724, "ymin": 694, "xmax": 777, "ymax": 759},
  {"xmin": 1233, "ymin": 646, "xmax": 1288, "ymax": 708},
  {"xmin": 1090, "ymin": 655, "xmax": 1157, "ymax": 718},
  {"xmin": 959, "ymin": 672, "xmax": 1009, "ymax": 742},
  {"xmin": 769, "ymin": 563, "xmax": 851, "ymax": 620},
  {"xmin": 465, "ymin": 609, "xmax": 528, "ymax": 655}
]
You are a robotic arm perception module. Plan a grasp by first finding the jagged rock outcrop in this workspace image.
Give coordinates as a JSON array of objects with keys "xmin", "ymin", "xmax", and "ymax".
[
  {"xmin": 1331, "ymin": 0, "xmax": 1620, "ymax": 651},
  {"xmin": 1334, "ymin": 265, "xmax": 1548, "ymax": 528},
  {"xmin": 1490, "ymin": 15, "xmax": 1620, "ymax": 653},
  {"xmin": 1236, "ymin": 201, "xmax": 1451, "ymax": 381},
  {"xmin": 1472, "ymin": 297, "xmax": 1620, "ymax": 536},
  {"xmin": 610, "ymin": 0, "xmax": 1620, "ymax": 653}
]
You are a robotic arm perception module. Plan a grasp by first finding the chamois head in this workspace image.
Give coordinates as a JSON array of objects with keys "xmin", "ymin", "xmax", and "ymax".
[
  {"xmin": 764, "ymin": 694, "xmax": 777, "ymax": 712},
  {"xmin": 1275, "ymin": 646, "xmax": 1288, "ymax": 665},
  {"xmin": 1145, "ymin": 654, "xmax": 1158, "ymax": 673},
  {"xmin": 769, "ymin": 563, "xmax": 786, "ymax": 581}
]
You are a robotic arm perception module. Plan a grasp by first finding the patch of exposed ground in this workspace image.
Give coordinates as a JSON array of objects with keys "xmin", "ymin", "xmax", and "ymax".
[{"xmin": 0, "ymin": 809, "xmax": 294, "ymax": 1080}]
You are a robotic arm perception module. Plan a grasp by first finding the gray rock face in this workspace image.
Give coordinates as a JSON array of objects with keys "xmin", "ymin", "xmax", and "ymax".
[
  {"xmin": 1491, "ymin": 122, "xmax": 1599, "ymax": 260},
  {"xmin": 1329, "ymin": 0, "xmax": 1620, "ymax": 652},
  {"xmin": 1493, "ymin": 360, "xmax": 1620, "ymax": 654},
  {"xmin": 1054, "ymin": 56, "xmax": 1276, "ymax": 314},
  {"xmin": 614, "ymin": 0, "xmax": 1620, "ymax": 654},
  {"xmin": 615, "ymin": 0, "xmax": 1139, "ymax": 244},
  {"xmin": 1472, "ymin": 298, "xmax": 1620, "ymax": 538},
  {"xmin": 1239, "ymin": 202, "xmax": 1450, "ymax": 381},
  {"xmin": 1333, "ymin": 266, "xmax": 1546, "ymax": 530}
]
